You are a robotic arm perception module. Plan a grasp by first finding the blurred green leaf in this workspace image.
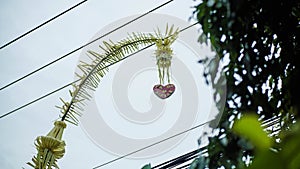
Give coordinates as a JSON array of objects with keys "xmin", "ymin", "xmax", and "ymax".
[
  {"xmin": 290, "ymin": 152, "xmax": 300, "ymax": 169},
  {"xmin": 141, "ymin": 163, "xmax": 151, "ymax": 169},
  {"xmin": 233, "ymin": 114, "xmax": 272, "ymax": 150},
  {"xmin": 281, "ymin": 123, "xmax": 300, "ymax": 169},
  {"xmin": 248, "ymin": 150, "xmax": 283, "ymax": 169},
  {"xmin": 189, "ymin": 158, "xmax": 199, "ymax": 169}
]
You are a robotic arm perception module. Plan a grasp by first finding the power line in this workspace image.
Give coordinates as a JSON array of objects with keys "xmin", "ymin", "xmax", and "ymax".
[
  {"xmin": 0, "ymin": 21, "xmax": 199, "ymax": 119},
  {"xmin": 92, "ymin": 120, "xmax": 213, "ymax": 169},
  {"xmin": 0, "ymin": 0, "xmax": 88, "ymax": 50},
  {"xmin": 0, "ymin": 0, "xmax": 174, "ymax": 91},
  {"xmin": 152, "ymin": 147, "xmax": 206, "ymax": 169}
]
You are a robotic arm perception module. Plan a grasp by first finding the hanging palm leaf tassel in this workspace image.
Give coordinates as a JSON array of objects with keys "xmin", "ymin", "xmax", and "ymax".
[
  {"xmin": 27, "ymin": 121, "xmax": 66, "ymax": 169},
  {"xmin": 153, "ymin": 25, "xmax": 178, "ymax": 99}
]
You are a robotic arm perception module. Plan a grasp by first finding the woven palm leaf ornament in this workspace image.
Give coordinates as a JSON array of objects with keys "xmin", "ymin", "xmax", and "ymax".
[
  {"xmin": 153, "ymin": 25, "xmax": 178, "ymax": 99},
  {"xmin": 27, "ymin": 25, "xmax": 179, "ymax": 169}
]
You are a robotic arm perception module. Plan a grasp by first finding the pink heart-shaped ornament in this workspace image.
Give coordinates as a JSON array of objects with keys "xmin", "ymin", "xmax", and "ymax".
[{"xmin": 153, "ymin": 84, "xmax": 175, "ymax": 99}]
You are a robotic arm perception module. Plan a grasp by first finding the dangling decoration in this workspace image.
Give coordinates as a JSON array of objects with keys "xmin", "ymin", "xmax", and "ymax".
[
  {"xmin": 153, "ymin": 25, "xmax": 178, "ymax": 99},
  {"xmin": 153, "ymin": 83, "xmax": 175, "ymax": 99}
]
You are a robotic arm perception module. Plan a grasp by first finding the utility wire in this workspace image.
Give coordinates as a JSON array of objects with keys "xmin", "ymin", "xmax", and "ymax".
[
  {"xmin": 0, "ymin": 21, "xmax": 199, "ymax": 119},
  {"xmin": 0, "ymin": 0, "xmax": 174, "ymax": 91},
  {"xmin": 152, "ymin": 148, "xmax": 206, "ymax": 169},
  {"xmin": 154, "ymin": 148, "xmax": 206, "ymax": 169},
  {"xmin": 0, "ymin": 0, "xmax": 88, "ymax": 50},
  {"xmin": 92, "ymin": 120, "xmax": 213, "ymax": 169}
]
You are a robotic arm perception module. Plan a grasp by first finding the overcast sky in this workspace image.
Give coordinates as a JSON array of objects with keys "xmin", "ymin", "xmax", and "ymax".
[{"xmin": 0, "ymin": 1, "xmax": 218, "ymax": 168}]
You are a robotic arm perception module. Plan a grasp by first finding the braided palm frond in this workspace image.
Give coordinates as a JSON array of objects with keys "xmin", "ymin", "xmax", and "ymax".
[{"xmin": 57, "ymin": 28, "xmax": 179, "ymax": 125}]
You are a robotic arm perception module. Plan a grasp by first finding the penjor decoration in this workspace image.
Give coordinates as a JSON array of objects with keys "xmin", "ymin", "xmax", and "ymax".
[
  {"xmin": 27, "ymin": 24, "xmax": 179, "ymax": 168},
  {"xmin": 153, "ymin": 26, "xmax": 178, "ymax": 99}
]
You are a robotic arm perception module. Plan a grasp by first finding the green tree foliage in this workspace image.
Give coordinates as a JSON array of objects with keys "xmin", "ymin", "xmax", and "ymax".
[{"xmin": 193, "ymin": 0, "xmax": 299, "ymax": 168}]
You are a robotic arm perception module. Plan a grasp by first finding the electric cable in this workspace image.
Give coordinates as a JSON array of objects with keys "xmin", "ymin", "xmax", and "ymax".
[
  {"xmin": 152, "ymin": 148, "xmax": 206, "ymax": 169},
  {"xmin": 0, "ymin": 0, "xmax": 88, "ymax": 50},
  {"xmin": 0, "ymin": 0, "xmax": 174, "ymax": 91}
]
